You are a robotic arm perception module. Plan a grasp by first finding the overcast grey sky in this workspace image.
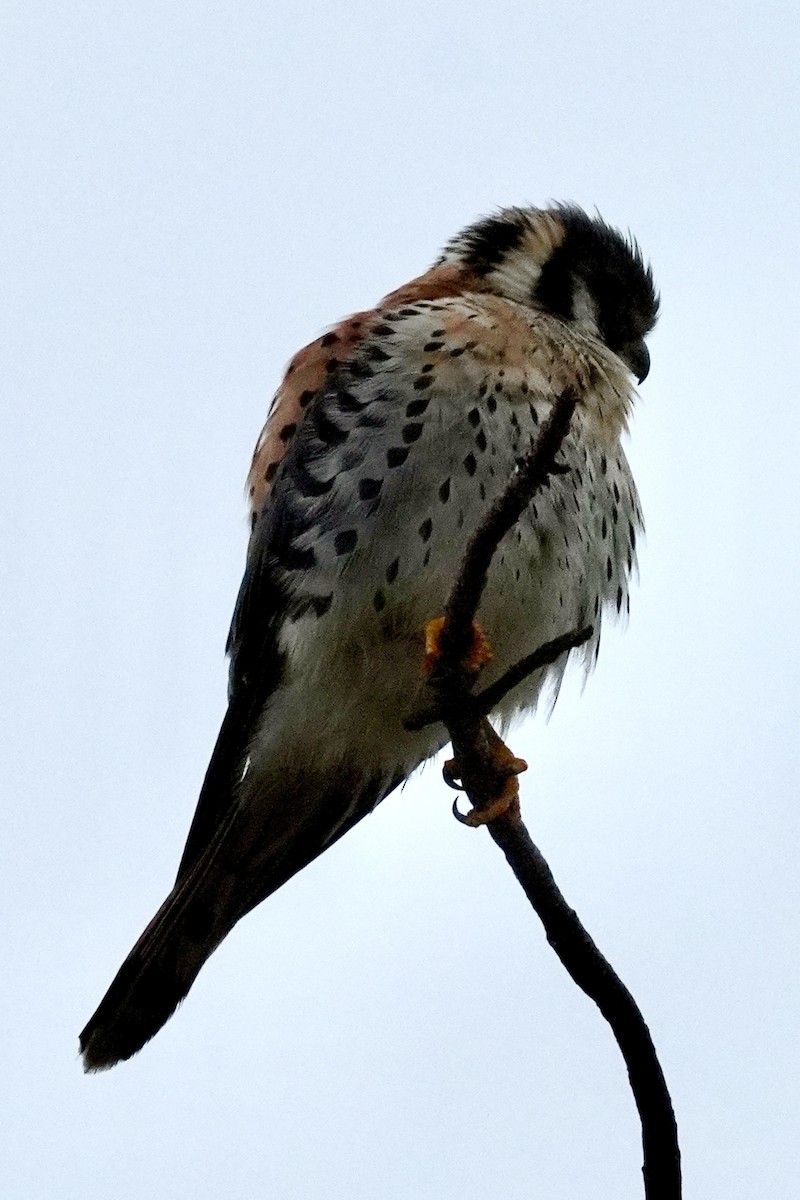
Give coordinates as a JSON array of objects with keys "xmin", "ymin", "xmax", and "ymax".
[{"xmin": 3, "ymin": 2, "xmax": 798, "ymax": 1197}]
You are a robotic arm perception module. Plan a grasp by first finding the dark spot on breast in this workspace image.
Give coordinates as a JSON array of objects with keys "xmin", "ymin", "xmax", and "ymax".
[
  {"xmin": 299, "ymin": 389, "xmax": 316, "ymax": 408},
  {"xmin": 421, "ymin": 362, "xmax": 435, "ymax": 373},
  {"xmin": 373, "ymin": 589, "xmax": 386, "ymax": 612},
  {"xmin": 612, "ymin": 505, "xmax": 619, "ymax": 525},
  {"xmin": 320, "ymin": 331, "xmax": 339, "ymax": 347},
  {"xmin": 387, "ymin": 446, "xmax": 409, "ymax": 468},
  {"xmin": 438, "ymin": 477, "xmax": 451, "ymax": 503},
  {"xmin": 279, "ymin": 422, "xmax": 297, "ymax": 442},
  {"xmin": 386, "ymin": 558, "xmax": 399, "ymax": 583},
  {"xmin": 616, "ymin": 585, "xmax": 623, "ymax": 613},
  {"xmin": 366, "ymin": 344, "xmax": 391, "ymax": 362},
  {"xmin": 450, "ymin": 346, "xmax": 465, "ymax": 357},
  {"xmin": 468, "ymin": 407, "xmax": 481, "ymax": 427},
  {"xmin": 418, "ymin": 517, "xmax": 433, "ymax": 542},
  {"xmin": 334, "ymin": 530, "xmax": 358, "ymax": 556},
  {"xmin": 629, "ymin": 522, "xmax": 637, "ymax": 550},
  {"xmin": 325, "ymin": 358, "xmax": 338, "ymax": 374},
  {"xmin": 359, "ymin": 477, "xmax": 382, "ymax": 500},
  {"xmin": 475, "ymin": 429, "xmax": 487, "ymax": 452},
  {"xmin": 398, "ymin": 307, "xmax": 418, "ymax": 317},
  {"xmin": 613, "ymin": 481, "xmax": 621, "ymax": 502},
  {"xmin": 413, "ymin": 376, "xmax": 433, "ymax": 391},
  {"xmin": 373, "ymin": 323, "xmax": 394, "ymax": 337},
  {"xmin": 487, "ymin": 395, "xmax": 497, "ymax": 413},
  {"xmin": 494, "ymin": 381, "xmax": 503, "ymax": 392},
  {"xmin": 521, "ymin": 380, "xmax": 529, "ymax": 394},
  {"xmin": 423, "ymin": 548, "xmax": 431, "ymax": 567},
  {"xmin": 250, "ymin": 511, "xmax": 258, "ymax": 531},
  {"xmin": 406, "ymin": 397, "xmax": 430, "ymax": 417},
  {"xmin": 528, "ymin": 404, "xmax": 539, "ymax": 425},
  {"xmin": 402, "ymin": 423, "xmax": 424, "ymax": 443},
  {"xmin": 464, "ymin": 452, "xmax": 477, "ymax": 476},
  {"xmin": 424, "ymin": 341, "xmax": 444, "ymax": 352},
  {"xmin": 606, "ymin": 556, "xmax": 613, "ymax": 581},
  {"xmin": 264, "ymin": 462, "xmax": 279, "ymax": 482},
  {"xmin": 479, "ymin": 482, "xmax": 486, "ymax": 500},
  {"xmin": 601, "ymin": 516, "xmax": 608, "ymax": 538},
  {"xmin": 601, "ymin": 454, "xmax": 608, "ymax": 475},
  {"xmin": 478, "ymin": 382, "xmax": 488, "ymax": 397},
  {"xmin": 431, "ymin": 329, "xmax": 445, "ymax": 337}
]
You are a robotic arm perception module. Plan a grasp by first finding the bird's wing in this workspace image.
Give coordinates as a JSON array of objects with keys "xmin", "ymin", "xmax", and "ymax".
[{"xmin": 174, "ymin": 318, "xmax": 373, "ymax": 882}]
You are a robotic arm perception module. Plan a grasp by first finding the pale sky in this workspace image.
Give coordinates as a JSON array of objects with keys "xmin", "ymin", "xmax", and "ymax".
[{"xmin": 3, "ymin": 3, "xmax": 799, "ymax": 1197}]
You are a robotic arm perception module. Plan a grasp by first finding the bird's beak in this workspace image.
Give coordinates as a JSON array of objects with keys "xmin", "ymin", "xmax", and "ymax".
[{"xmin": 621, "ymin": 339, "xmax": 650, "ymax": 384}]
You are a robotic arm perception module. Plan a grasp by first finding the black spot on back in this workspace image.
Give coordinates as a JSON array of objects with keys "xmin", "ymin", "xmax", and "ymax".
[
  {"xmin": 334, "ymin": 530, "xmax": 358, "ymax": 556},
  {"xmin": 359, "ymin": 477, "xmax": 382, "ymax": 500},
  {"xmin": 284, "ymin": 544, "xmax": 316, "ymax": 570},
  {"xmin": 313, "ymin": 406, "xmax": 349, "ymax": 447}
]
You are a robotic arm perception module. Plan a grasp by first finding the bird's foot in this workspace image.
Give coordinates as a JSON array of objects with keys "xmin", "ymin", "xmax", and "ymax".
[
  {"xmin": 446, "ymin": 742, "xmax": 527, "ymax": 826},
  {"xmin": 422, "ymin": 616, "xmax": 492, "ymax": 677}
]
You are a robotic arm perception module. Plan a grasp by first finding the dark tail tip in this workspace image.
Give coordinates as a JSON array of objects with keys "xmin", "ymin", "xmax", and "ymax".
[{"xmin": 79, "ymin": 952, "xmax": 190, "ymax": 1071}]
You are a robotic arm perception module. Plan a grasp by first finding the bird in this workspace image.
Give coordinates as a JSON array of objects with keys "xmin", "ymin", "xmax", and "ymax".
[{"xmin": 79, "ymin": 203, "xmax": 658, "ymax": 1071}]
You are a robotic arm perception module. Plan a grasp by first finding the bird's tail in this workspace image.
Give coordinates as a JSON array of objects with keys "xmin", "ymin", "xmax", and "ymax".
[
  {"xmin": 79, "ymin": 808, "xmax": 241, "ymax": 1072},
  {"xmin": 79, "ymin": 765, "xmax": 402, "ymax": 1072}
]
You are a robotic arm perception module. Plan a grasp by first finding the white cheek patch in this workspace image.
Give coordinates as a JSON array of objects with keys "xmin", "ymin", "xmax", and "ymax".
[{"xmin": 571, "ymin": 282, "xmax": 601, "ymax": 336}]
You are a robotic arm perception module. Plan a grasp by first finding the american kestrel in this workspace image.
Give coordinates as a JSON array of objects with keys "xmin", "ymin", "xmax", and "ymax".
[{"xmin": 80, "ymin": 204, "xmax": 658, "ymax": 1071}]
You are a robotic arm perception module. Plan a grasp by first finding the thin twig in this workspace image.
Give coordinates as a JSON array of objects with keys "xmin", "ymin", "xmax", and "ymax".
[
  {"xmin": 405, "ymin": 625, "xmax": 593, "ymax": 731},
  {"xmin": 437, "ymin": 387, "xmax": 579, "ymax": 670},
  {"xmin": 425, "ymin": 386, "xmax": 681, "ymax": 1198}
]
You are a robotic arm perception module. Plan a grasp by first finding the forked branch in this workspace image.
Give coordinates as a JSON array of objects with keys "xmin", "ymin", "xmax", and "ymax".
[{"xmin": 422, "ymin": 386, "xmax": 681, "ymax": 1199}]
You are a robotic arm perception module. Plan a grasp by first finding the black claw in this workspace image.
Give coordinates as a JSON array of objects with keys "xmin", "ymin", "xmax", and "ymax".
[
  {"xmin": 452, "ymin": 798, "xmax": 473, "ymax": 825},
  {"xmin": 442, "ymin": 761, "xmax": 464, "ymax": 790}
]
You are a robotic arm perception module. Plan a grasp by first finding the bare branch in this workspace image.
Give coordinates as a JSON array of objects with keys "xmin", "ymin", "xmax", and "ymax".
[
  {"xmin": 422, "ymin": 385, "xmax": 682, "ymax": 1198},
  {"xmin": 469, "ymin": 623, "xmax": 593, "ymax": 717},
  {"xmin": 404, "ymin": 625, "xmax": 592, "ymax": 733},
  {"xmin": 437, "ymin": 386, "xmax": 579, "ymax": 671}
]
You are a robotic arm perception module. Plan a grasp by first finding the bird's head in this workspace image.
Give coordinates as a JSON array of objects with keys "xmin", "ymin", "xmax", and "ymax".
[{"xmin": 437, "ymin": 204, "xmax": 659, "ymax": 383}]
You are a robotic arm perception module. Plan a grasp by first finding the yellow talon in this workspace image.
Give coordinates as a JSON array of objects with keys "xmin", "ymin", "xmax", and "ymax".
[{"xmin": 423, "ymin": 616, "xmax": 493, "ymax": 676}]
